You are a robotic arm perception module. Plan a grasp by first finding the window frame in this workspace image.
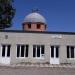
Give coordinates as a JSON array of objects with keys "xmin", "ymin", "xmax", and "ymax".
[
  {"xmin": 33, "ymin": 45, "xmax": 45, "ymax": 59},
  {"xmin": 16, "ymin": 44, "xmax": 29, "ymax": 58},
  {"xmin": 50, "ymin": 45, "xmax": 59, "ymax": 58},
  {"xmin": 1, "ymin": 44, "xmax": 11, "ymax": 57},
  {"xmin": 28, "ymin": 24, "xmax": 31, "ymax": 29},
  {"xmin": 67, "ymin": 46, "xmax": 75, "ymax": 59},
  {"xmin": 37, "ymin": 24, "xmax": 41, "ymax": 29}
]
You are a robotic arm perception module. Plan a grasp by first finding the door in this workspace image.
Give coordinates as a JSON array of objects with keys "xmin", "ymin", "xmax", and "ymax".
[
  {"xmin": 0, "ymin": 45, "xmax": 11, "ymax": 64},
  {"xmin": 50, "ymin": 46, "xmax": 59, "ymax": 64}
]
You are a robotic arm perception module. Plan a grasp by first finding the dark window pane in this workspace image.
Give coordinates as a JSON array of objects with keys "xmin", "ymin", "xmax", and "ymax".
[
  {"xmin": 56, "ymin": 46, "xmax": 59, "ymax": 58},
  {"xmin": 37, "ymin": 24, "xmax": 40, "ymax": 29},
  {"xmin": 2, "ymin": 45, "xmax": 5, "ymax": 57},
  {"xmin": 28, "ymin": 24, "xmax": 31, "ymax": 28},
  {"xmin": 33, "ymin": 45, "xmax": 36, "ymax": 57},
  {"xmin": 37, "ymin": 45, "xmax": 40, "ymax": 57},
  {"xmin": 17, "ymin": 45, "xmax": 20, "ymax": 57},
  {"xmin": 41, "ymin": 45, "xmax": 44, "ymax": 54},
  {"xmin": 25, "ymin": 45, "xmax": 29, "ymax": 57},
  {"xmin": 21, "ymin": 45, "xmax": 24, "ymax": 57},
  {"xmin": 71, "ymin": 47, "xmax": 74, "ymax": 58},
  {"xmin": 51, "ymin": 46, "xmax": 54, "ymax": 57},
  {"xmin": 7, "ymin": 45, "xmax": 10, "ymax": 57},
  {"xmin": 67, "ymin": 46, "xmax": 69, "ymax": 58}
]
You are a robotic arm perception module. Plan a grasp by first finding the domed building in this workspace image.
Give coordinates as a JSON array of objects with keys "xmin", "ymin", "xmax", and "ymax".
[
  {"xmin": 0, "ymin": 11, "xmax": 75, "ymax": 65},
  {"xmin": 22, "ymin": 12, "xmax": 47, "ymax": 31}
]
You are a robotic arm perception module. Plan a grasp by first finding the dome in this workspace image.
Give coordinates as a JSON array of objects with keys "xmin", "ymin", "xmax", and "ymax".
[{"xmin": 24, "ymin": 12, "xmax": 46, "ymax": 24}]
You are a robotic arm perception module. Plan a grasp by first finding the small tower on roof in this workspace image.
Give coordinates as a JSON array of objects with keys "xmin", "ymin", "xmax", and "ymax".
[{"xmin": 22, "ymin": 9, "xmax": 47, "ymax": 31}]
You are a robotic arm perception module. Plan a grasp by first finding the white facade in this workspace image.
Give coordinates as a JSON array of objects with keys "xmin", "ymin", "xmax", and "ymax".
[{"xmin": 0, "ymin": 30, "xmax": 75, "ymax": 65}]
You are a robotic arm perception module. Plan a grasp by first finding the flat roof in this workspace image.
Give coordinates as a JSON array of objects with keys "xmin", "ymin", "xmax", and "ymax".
[{"xmin": 0, "ymin": 30, "xmax": 75, "ymax": 35}]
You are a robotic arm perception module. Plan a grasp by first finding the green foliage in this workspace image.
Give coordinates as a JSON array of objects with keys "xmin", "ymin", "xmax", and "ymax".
[{"xmin": 0, "ymin": 0, "xmax": 15, "ymax": 29}]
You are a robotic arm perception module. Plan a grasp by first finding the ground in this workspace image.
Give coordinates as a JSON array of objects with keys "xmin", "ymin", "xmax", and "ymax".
[{"xmin": 0, "ymin": 64, "xmax": 75, "ymax": 75}]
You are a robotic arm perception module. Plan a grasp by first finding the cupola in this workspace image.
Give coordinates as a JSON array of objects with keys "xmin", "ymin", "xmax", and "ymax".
[{"xmin": 22, "ymin": 11, "xmax": 47, "ymax": 31}]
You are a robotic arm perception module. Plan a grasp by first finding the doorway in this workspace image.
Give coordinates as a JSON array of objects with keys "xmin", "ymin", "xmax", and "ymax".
[
  {"xmin": 0, "ymin": 45, "xmax": 11, "ymax": 64},
  {"xmin": 50, "ymin": 46, "xmax": 59, "ymax": 64}
]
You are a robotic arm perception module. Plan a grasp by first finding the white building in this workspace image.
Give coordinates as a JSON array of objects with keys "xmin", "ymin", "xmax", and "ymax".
[{"xmin": 0, "ymin": 12, "xmax": 75, "ymax": 65}]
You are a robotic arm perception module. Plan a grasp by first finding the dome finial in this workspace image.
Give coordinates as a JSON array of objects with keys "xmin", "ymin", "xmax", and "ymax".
[{"xmin": 32, "ymin": 8, "xmax": 39, "ymax": 13}]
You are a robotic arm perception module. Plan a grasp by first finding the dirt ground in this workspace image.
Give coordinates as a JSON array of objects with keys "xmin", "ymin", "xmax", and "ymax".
[{"xmin": 0, "ymin": 66, "xmax": 75, "ymax": 75}]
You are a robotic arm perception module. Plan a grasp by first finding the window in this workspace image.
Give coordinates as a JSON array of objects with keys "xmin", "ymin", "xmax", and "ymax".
[
  {"xmin": 56, "ymin": 46, "xmax": 59, "ymax": 58},
  {"xmin": 67, "ymin": 46, "xmax": 75, "ymax": 58},
  {"xmin": 2, "ymin": 45, "xmax": 5, "ymax": 57},
  {"xmin": 67, "ymin": 46, "xmax": 69, "ymax": 58},
  {"xmin": 2, "ymin": 45, "xmax": 11, "ymax": 57},
  {"xmin": 28, "ymin": 24, "xmax": 31, "ymax": 28},
  {"xmin": 33, "ymin": 45, "xmax": 36, "ymax": 57},
  {"xmin": 37, "ymin": 24, "xmax": 41, "ymax": 29},
  {"xmin": 33, "ymin": 45, "xmax": 45, "ymax": 58},
  {"xmin": 17, "ymin": 44, "xmax": 29, "ymax": 57},
  {"xmin": 51, "ymin": 46, "xmax": 54, "ymax": 57},
  {"xmin": 50, "ymin": 46, "xmax": 59, "ymax": 58},
  {"xmin": 7, "ymin": 45, "xmax": 10, "ymax": 57}
]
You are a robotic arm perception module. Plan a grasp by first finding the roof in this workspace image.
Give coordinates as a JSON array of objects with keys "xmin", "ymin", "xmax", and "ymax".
[
  {"xmin": 24, "ymin": 12, "xmax": 46, "ymax": 24},
  {"xmin": 0, "ymin": 30, "xmax": 75, "ymax": 35}
]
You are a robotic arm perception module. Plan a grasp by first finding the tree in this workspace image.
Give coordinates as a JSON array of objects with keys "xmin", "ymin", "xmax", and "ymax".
[{"xmin": 0, "ymin": 0, "xmax": 15, "ymax": 29}]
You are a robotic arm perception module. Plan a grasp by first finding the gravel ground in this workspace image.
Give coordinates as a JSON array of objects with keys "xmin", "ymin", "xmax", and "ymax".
[{"xmin": 0, "ymin": 66, "xmax": 75, "ymax": 75}]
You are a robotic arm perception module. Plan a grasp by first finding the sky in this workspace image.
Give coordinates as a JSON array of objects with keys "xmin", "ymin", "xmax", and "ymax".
[{"xmin": 7, "ymin": 0, "xmax": 75, "ymax": 32}]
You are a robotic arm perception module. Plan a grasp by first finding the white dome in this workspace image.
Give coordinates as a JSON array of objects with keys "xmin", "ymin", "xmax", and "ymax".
[{"xmin": 24, "ymin": 12, "xmax": 46, "ymax": 24}]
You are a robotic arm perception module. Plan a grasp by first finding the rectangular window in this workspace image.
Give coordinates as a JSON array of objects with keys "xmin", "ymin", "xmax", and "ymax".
[
  {"xmin": 21, "ymin": 45, "xmax": 24, "ymax": 57},
  {"xmin": 67, "ymin": 46, "xmax": 75, "ymax": 58},
  {"xmin": 33, "ymin": 45, "xmax": 45, "ymax": 58},
  {"xmin": 17, "ymin": 44, "xmax": 29, "ymax": 57},
  {"xmin": 37, "ymin": 24, "xmax": 41, "ymax": 29},
  {"xmin": 17, "ymin": 45, "xmax": 20, "ymax": 57},
  {"xmin": 2, "ymin": 45, "xmax": 11, "ymax": 57},
  {"xmin": 71, "ymin": 47, "xmax": 74, "ymax": 58},
  {"xmin": 25, "ymin": 45, "xmax": 29, "ymax": 57},
  {"xmin": 33, "ymin": 45, "xmax": 36, "ymax": 57},
  {"xmin": 67, "ymin": 46, "xmax": 69, "ymax": 58},
  {"xmin": 37, "ymin": 45, "xmax": 40, "ymax": 57},
  {"xmin": 50, "ymin": 46, "xmax": 59, "ymax": 58},
  {"xmin": 51, "ymin": 46, "xmax": 54, "ymax": 57},
  {"xmin": 7, "ymin": 45, "xmax": 10, "ymax": 57},
  {"xmin": 2, "ymin": 45, "xmax": 5, "ymax": 57},
  {"xmin": 56, "ymin": 46, "xmax": 59, "ymax": 58},
  {"xmin": 28, "ymin": 24, "xmax": 31, "ymax": 28},
  {"xmin": 41, "ymin": 45, "xmax": 44, "ymax": 54}
]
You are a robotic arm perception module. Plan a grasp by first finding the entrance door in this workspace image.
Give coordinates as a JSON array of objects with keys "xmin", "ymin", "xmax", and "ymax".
[
  {"xmin": 50, "ymin": 46, "xmax": 59, "ymax": 64},
  {"xmin": 0, "ymin": 45, "xmax": 11, "ymax": 64}
]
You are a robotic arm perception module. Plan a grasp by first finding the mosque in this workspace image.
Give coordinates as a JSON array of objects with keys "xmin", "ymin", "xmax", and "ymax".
[{"xmin": 0, "ymin": 11, "xmax": 75, "ymax": 65}]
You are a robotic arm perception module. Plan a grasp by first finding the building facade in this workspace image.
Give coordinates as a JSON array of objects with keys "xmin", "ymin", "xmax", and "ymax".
[
  {"xmin": 0, "ymin": 12, "xmax": 75, "ymax": 65},
  {"xmin": 0, "ymin": 30, "xmax": 75, "ymax": 64}
]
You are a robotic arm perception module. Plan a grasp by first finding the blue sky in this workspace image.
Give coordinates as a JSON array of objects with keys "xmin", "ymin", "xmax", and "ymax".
[{"xmin": 8, "ymin": 0, "xmax": 75, "ymax": 32}]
